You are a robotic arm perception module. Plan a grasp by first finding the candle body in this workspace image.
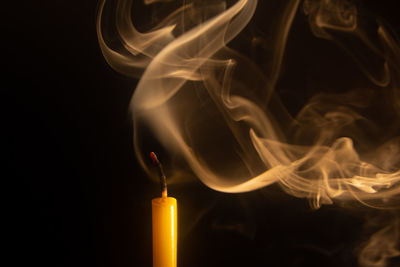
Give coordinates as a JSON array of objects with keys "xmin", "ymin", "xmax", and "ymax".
[{"xmin": 152, "ymin": 197, "xmax": 177, "ymax": 267}]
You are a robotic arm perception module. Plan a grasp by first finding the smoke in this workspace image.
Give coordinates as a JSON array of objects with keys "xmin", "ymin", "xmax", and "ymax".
[
  {"xmin": 97, "ymin": 0, "xmax": 400, "ymax": 265},
  {"xmin": 358, "ymin": 214, "xmax": 400, "ymax": 267}
]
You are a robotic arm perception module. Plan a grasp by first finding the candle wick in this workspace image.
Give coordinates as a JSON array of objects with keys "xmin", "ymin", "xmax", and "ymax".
[
  {"xmin": 150, "ymin": 152, "xmax": 168, "ymax": 198},
  {"xmin": 162, "ymin": 189, "xmax": 168, "ymax": 199}
]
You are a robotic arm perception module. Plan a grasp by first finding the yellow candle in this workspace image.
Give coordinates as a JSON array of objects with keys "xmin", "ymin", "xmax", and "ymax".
[
  {"xmin": 150, "ymin": 152, "xmax": 177, "ymax": 267},
  {"xmin": 152, "ymin": 194, "xmax": 177, "ymax": 267}
]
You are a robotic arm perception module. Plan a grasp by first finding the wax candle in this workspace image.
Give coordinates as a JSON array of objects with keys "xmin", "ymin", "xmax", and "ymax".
[
  {"xmin": 152, "ymin": 194, "xmax": 177, "ymax": 267},
  {"xmin": 150, "ymin": 152, "xmax": 177, "ymax": 267}
]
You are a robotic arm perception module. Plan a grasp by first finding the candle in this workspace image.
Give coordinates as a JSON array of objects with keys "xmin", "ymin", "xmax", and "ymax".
[
  {"xmin": 150, "ymin": 152, "xmax": 177, "ymax": 267},
  {"xmin": 152, "ymin": 194, "xmax": 177, "ymax": 267}
]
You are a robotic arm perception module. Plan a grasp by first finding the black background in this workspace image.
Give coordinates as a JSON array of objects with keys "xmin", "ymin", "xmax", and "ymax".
[{"xmin": 3, "ymin": 1, "xmax": 399, "ymax": 266}]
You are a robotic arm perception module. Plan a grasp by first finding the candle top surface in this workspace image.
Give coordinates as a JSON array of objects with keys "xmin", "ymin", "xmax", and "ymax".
[{"xmin": 152, "ymin": 197, "xmax": 177, "ymax": 206}]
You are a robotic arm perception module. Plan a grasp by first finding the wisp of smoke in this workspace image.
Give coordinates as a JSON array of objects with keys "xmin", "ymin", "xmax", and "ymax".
[{"xmin": 97, "ymin": 0, "xmax": 400, "ymax": 265}]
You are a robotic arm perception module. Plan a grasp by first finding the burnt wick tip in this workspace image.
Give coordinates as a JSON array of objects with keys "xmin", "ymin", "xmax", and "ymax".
[
  {"xmin": 150, "ymin": 152, "xmax": 160, "ymax": 165},
  {"xmin": 150, "ymin": 152, "xmax": 167, "ymax": 197}
]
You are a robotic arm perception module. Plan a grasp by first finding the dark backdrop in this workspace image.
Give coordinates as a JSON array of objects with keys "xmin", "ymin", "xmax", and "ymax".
[{"xmin": 3, "ymin": 1, "xmax": 399, "ymax": 267}]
